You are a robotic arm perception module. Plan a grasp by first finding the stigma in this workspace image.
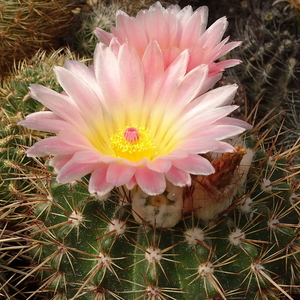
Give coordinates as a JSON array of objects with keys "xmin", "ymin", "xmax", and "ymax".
[{"xmin": 124, "ymin": 127, "xmax": 140, "ymax": 143}]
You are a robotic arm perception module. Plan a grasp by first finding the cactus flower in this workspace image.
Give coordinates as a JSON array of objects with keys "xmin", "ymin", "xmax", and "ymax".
[
  {"xmin": 18, "ymin": 42, "xmax": 251, "ymax": 196},
  {"xmin": 95, "ymin": 1, "xmax": 242, "ymax": 90}
]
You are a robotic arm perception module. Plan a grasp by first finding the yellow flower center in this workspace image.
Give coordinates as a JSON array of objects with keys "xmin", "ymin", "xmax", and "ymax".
[{"xmin": 110, "ymin": 126, "xmax": 157, "ymax": 161}]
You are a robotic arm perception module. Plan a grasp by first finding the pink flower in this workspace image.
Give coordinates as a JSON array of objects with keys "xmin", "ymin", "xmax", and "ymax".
[
  {"xmin": 18, "ymin": 42, "xmax": 251, "ymax": 196},
  {"xmin": 95, "ymin": 1, "xmax": 241, "ymax": 88}
]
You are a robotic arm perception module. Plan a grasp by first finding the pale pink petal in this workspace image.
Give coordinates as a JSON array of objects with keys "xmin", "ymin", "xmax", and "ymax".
[
  {"xmin": 29, "ymin": 84, "xmax": 88, "ymax": 131},
  {"xmin": 172, "ymin": 64, "xmax": 209, "ymax": 107},
  {"xmin": 151, "ymin": 49, "xmax": 190, "ymax": 115},
  {"xmin": 212, "ymin": 117, "xmax": 252, "ymax": 129},
  {"xmin": 125, "ymin": 176, "xmax": 137, "ymax": 190},
  {"xmin": 145, "ymin": 159, "xmax": 172, "ymax": 173},
  {"xmin": 181, "ymin": 85, "xmax": 238, "ymax": 119},
  {"xmin": 89, "ymin": 165, "xmax": 115, "ymax": 196},
  {"xmin": 217, "ymin": 41, "xmax": 242, "ymax": 57},
  {"xmin": 196, "ymin": 125, "xmax": 248, "ymax": 140},
  {"xmin": 26, "ymin": 137, "xmax": 78, "ymax": 157},
  {"xmin": 56, "ymin": 158, "xmax": 98, "ymax": 184},
  {"xmin": 197, "ymin": 73, "xmax": 222, "ymax": 93},
  {"xmin": 172, "ymin": 154, "xmax": 215, "ymax": 175},
  {"xmin": 73, "ymin": 150, "xmax": 120, "ymax": 164},
  {"xmin": 58, "ymin": 129, "xmax": 96, "ymax": 150},
  {"xmin": 54, "ymin": 66, "xmax": 104, "ymax": 120},
  {"xmin": 118, "ymin": 44, "xmax": 145, "ymax": 115},
  {"xmin": 18, "ymin": 111, "xmax": 72, "ymax": 133},
  {"xmin": 93, "ymin": 43, "xmax": 120, "ymax": 102},
  {"xmin": 174, "ymin": 4, "xmax": 193, "ymax": 21},
  {"xmin": 162, "ymin": 47, "xmax": 182, "ymax": 69},
  {"xmin": 165, "ymin": 166, "xmax": 191, "ymax": 187},
  {"xmin": 164, "ymin": 149, "xmax": 188, "ymax": 159},
  {"xmin": 209, "ymin": 59, "xmax": 242, "ymax": 75},
  {"xmin": 142, "ymin": 41, "xmax": 165, "ymax": 100},
  {"xmin": 213, "ymin": 141, "xmax": 237, "ymax": 153},
  {"xmin": 114, "ymin": 11, "xmax": 148, "ymax": 54},
  {"xmin": 94, "ymin": 28, "xmax": 114, "ymax": 45},
  {"xmin": 177, "ymin": 106, "xmax": 240, "ymax": 135},
  {"xmin": 64, "ymin": 60, "xmax": 101, "ymax": 94},
  {"xmin": 200, "ymin": 17, "xmax": 228, "ymax": 48},
  {"xmin": 49, "ymin": 155, "xmax": 73, "ymax": 172},
  {"xmin": 179, "ymin": 6, "xmax": 208, "ymax": 48},
  {"xmin": 135, "ymin": 166, "xmax": 166, "ymax": 195},
  {"xmin": 177, "ymin": 139, "xmax": 220, "ymax": 153},
  {"xmin": 106, "ymin": 162, "xmax": 136, "ymax": 187}
]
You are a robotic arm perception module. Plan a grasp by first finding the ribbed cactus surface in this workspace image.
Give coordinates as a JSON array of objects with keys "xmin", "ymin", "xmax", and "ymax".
[{"xmin": 17, "ymin": 131, "xmax": 299, "ymax": 300}]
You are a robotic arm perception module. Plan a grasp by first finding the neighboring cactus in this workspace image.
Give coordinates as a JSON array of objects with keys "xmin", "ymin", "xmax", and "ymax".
[
  {"xmin": 7, "ymin": 122, "xmax": 299, "ymax": 300},
  {"xmin": 0, "ymin": 0, "xmax": 79, "ymax": 77},
  {"xmin": 194, "ymin": 0, "xmax": 300, "ymax": 150},
  {"xmin": 0, "ymin": 48, "xmax": 90, "ymax": 202}
]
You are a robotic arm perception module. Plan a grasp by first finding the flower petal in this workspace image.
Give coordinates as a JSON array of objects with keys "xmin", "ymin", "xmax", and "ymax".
[
  {"xmin": 29, "ymin": 84, "xmax": 88, "ymax": 131},
  {"xmin": 165, "ymin": 166, "xmax": 191, "ymax": 187},
  {"xmin": 172, "ymin": 154, "xmax": 215, "ymax": 175},
  {"xmin": 57, "ymin": 158, "xmax": 98, "ymax": 184},
  {"xmin": 135, "ymin": 166, "xmax": 166, "ymax": 195},
  {"xmin": 18, "ymin": 111, "xmax": 72, "ymax": 133},
  {"xmin": 89, "ymin": 164, "xmax": 115, "ymax": 196},
  {"xmin": 26, "ymin": 137, "xmax": 77, "ymax": 157},
  {"xmin": 106, "ymin": 162, "xmax": 136, "ymax": 187},
  {"xmin": 145, "ymin": 158, "xmax": 172, "ymax": 173}
]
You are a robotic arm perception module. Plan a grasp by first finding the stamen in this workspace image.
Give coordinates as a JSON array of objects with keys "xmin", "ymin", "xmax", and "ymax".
[{"xmin": 124, "ymin": 127, "xmax": 140, "ymax": 143}]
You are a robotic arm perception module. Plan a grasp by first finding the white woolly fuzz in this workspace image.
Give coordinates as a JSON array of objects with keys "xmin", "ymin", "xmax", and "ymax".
[
  {"xmin": 184, "ymin": 228, "xmax": 205, "ymax": 245},
  {"xmin": 92, "ymin": 192, "xmax": 110, "ymax": 202},
  {"xmin": 98, "ymin": 252, "xmax": 112, "ymax": 267},
  {"xmin": 251, "ymin": 262, "xmax": 265, "ymax": 273},
  {"xmin": 261, "ymin": 178, "xmax": 272, "ymax": 192},
  {"xmin": 239, "ymin": 197, "xmax": 253, "ymax": 213},
  {"xmin": 145, "ymin": 246, "xmax": 162, "ymax": 263},
  {"xmin": 108, "ymin": 219, "xmax": 126, "ymax": 235},
  {"xmin": 68, "ymin": 210, "xmax": 83, "ymax": 227},
  {"xmin": 229, "ymin": 228, "xmax": 245, "ymax": 246},
  {"xmin": 268, "ymin": 217, "xmax": 280, "ymax": 230},
  {"xmin": 198, "ymin": 262, "xmax": 214, "ymax": 277}
]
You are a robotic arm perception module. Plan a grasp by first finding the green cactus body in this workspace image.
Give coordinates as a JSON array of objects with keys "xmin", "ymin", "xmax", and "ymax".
[
  {"xmin": 0, "ymin": 49, "xmax": 90, "ymax": 203},
  {"xmin": 18, "ymin": 131, "xmax": 299, "ymax": 300}
]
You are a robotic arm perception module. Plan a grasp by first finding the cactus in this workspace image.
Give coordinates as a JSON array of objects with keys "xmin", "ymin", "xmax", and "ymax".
[
  {"xmin": 1, "ymin": 2, "xmax": 299, "ymax": 300},
  {"xmin": 6, "ymin": 120, "xmax": 299, "ymax": 300},
  {"xmin": 0, "ymin": 0, "xmax": 79, "ymax": 78}
]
